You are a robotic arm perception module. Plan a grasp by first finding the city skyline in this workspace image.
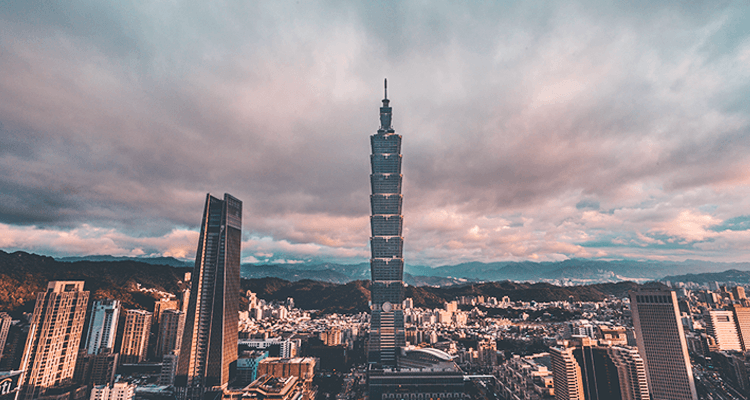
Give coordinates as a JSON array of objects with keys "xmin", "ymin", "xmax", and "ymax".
[{"xmin": 2, "ymin": 2, "xmax": 750, "ymax": 266}]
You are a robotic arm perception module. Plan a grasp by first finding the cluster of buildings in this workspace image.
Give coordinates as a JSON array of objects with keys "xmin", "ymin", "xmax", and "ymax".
[
  {"xmin": 0, "ymin": 193, "xmax": 319, "ymax": 400},
  {"xmin": 6, "ymin": 83, "xmax": 750, "ymax": 400}
]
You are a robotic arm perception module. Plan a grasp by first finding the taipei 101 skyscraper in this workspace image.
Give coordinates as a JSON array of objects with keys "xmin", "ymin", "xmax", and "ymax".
[{"xmin": 368, "ymin": 79, "xmax": 406, "ymax": 367}]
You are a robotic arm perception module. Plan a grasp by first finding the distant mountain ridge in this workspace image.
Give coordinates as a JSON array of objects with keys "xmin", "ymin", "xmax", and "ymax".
[
  {"xmin": 52, "ymin": 255, "xmax": 750, "ymax": 285},
  {"xmin": 662, "ymin": 269, "xmax": 750, "ymax": 285},
  {"xmin": 58, "ymin": 255, "xmax": 192, "ymax": 268},
  {"xmin": 1, "ymin": 250, "xmax": 636, "ymax": 315}
]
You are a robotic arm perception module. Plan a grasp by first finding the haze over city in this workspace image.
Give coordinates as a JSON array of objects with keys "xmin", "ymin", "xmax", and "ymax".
[{"xmin": 2, "ymin": 2, "xmax": 750, "ymax": 266}]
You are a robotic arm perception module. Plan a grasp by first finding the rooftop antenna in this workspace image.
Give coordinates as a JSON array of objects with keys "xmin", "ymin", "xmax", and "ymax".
[{"xmin": 384, "ymin": 78, "xmax": 388, "ymax": 99}]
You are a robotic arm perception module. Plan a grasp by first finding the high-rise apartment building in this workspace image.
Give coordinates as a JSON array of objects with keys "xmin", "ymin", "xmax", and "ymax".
[
  {"xmin": 608, "ymin": 346, "xmax": 650, "ymax": 400},
  {"xmin": 0, "ymin": 313, "xmax": 12, "ymax": 360},
  {"xmin": 733, "ymin": 286, "xmax": 747, "ymax": 301},
  {"xmin": 549, "ymin": 346, "xmax": 585, "ymax": 400},
  {"xmin": 704, "ymin": 310, "xmax": 742, "ymax": 351},
  {"xmin": 551, "ymin": 337, "xmax": 649, "ymax": 400},
  {"xmin": 630, "ymin": 290, "xmax": 698, "ymax": 400},
  {"xmin": 730, "ymin": 305, "xmax": 750, "ymax": 351},
  {"xmin": 156, "ymin": 309, "xmax": 185, "ymax": 358},
  {"xmin": 159, "ymin": 353, "xmax": 178, "ymax": 386},
  {"xmin": 18, "ymin": 281, "xmax": 89, "ymax": 400},
  {"xmin": 119, "ymin": 309, "xmax": 152, "ymax": 364},
  {"xmin": 85, "ymin": 299, "xmax": 121, "ymax": 355},
  {"xmin": 368, "ymin": 80, "xmax": 406, "ymax": 367},
  {"xmin": 153, "ymin": 298, "xmax": 180, "ymax": 325},
  {"xmin": 76, "ymin": 351, "xmax": 119, "ymax": 387},
  {"xmin": 176, "ymin": 193, "xmax": 242, "ymax": 397}
]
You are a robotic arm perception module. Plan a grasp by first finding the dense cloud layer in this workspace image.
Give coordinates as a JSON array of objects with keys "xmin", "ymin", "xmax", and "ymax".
[{"xmin": 2, "ymin": 1, "xmax": 750, "ymax": 264}]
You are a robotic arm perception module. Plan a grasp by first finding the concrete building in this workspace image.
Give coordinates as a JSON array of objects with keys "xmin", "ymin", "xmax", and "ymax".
[
  {"xmin": 153, "ymin": 298, "xmax": 179, "ymax": 325},
  {"xmin": 630, "ymin": 289, "xmax": 698, "ymax": 400},
  {"xmin": 76, "ymin": 351, "xmax": 119, "ymax": 387},
  {"xmin": 18, "ymin": 281, "xmax": 89, "ymax": 400},
  {"xmin": 704, "ymin": 310, "xmax": 742, "ymax": 351},
  {"xmin": 89, "ymin": 381, "xmax": 136, "ymax": 400},
  {"xmin": 496, "ymin": 353, "xmax": 554, "ymax": 400},
  {"xmin": 257, "ymin": 358, "xmax": 316, "ymax": 386},
  {"xmin": 609, "ymin": 346, "xmax": 650, "ymax": 400},
  {"xmin": 599, "ymin": 326, "xmax": 628, "ymax": 346},
  {"xmin": 236, "ymin": 351, "xmax": 268, "ymax": 387},
  {"xmin": 549, "ymin": 346, "xmax": 584, "ymax": 400},
  {"xmin": 85, "ymin": 300, "xmax": 120, "ymax": 355},
  {"xmin": 155, "ymin": 309, "xmax": 184, "ymax": 358},
  {"xmin": 550, "ymin": 337, "xmax": 642, "ymax": 400},
  {"xmin": 227, "ymin": 375, "xmax": 311, "ymax": 400},
  {"xmin": 239, "ymin": 338, "xmax": 296, "ymax": 359},
  {"xmin": 733, "ymin": 286, "xmax": 747, "ymax": 301},
  {"xmin": 368, "ymin": 366, "xmax": 467, "ymax": 400},
  {"xmin": 159, "ymin": 353, "xmax": 178, "ymax": 386},
  {"xmin": 119, "ymin": 309, "xmax": 152, "ymax": 364},
  {"xmin": 0, "ymin": 313, "xmax": 12, "ymax": 361},
  {"xmin": 731, "ymin": 305, "xmax": 750, "ymax": 351}
]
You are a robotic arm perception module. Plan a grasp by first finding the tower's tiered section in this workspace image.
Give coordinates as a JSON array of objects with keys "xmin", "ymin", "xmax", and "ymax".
[{"xmin": 368, "ymin": 81, "xmax": 406, "ymax": 367}]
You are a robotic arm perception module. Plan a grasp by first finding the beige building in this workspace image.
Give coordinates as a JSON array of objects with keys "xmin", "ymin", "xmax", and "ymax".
[
  {"xmin": 549, "ymin": 346, "xmax": 584, "ymax": 400},
  {"xmin": 258, "ymin": 357, "xmax": 316, "ymax": 385},
  {"xmin": 704, "ymin": 310, "xmax": 742, "ymax": 351},
  {"xmin": 90, "ymin": 381, "xmax": 136, "ymax": 400},
  {"xmin": 598, "ymin": 325, "xmax": 628, "ymax": 346},
  {"xmin": 119, "ymin": 309, "xmax": 152, "ymax": 364},
  {"xmin": 153, "ymin": 298, "xmax": 180, "ymax": 324},
  {"xmin": 221, "ymin": 358, "xmax": 317, "ymax": 400},
  {"xmin": 608, "ymin": 346, "xmax": 650, "ymax": 400},
  {"xmin": 731, "ymin": 305, "xmax": 750, "ymax": 351},
  {"xmin": 0, "ymin": 312, "xmax": 12, "ymax": 360},
  {"xmin": 19, "ymin": 281, "xmax": 89, "ymax": 400}
]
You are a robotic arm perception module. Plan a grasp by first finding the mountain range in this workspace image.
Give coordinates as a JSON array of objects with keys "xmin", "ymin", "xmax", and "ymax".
[
  {"xmin": 57, "ymin": 255, "xmax": 750, "ymax": 285},
  {"xmin": 0, "ymin": 250, "xmax": 641, "ymax": 315}
]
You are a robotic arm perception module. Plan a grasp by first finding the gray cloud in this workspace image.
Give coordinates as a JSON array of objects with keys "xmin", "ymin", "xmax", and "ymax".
[{"xmin": 1, "ymin": 1, "xmax": 750, "ymax": 263}]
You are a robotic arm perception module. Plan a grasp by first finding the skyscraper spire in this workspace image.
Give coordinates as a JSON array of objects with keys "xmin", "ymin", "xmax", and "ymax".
[
  {"xmin": 379, "ymin": 79, "xmax": 392, "ymax": 132},
  {"xmin": 369, "ymin": 82, "xmax": 405, "ymax": 367}
]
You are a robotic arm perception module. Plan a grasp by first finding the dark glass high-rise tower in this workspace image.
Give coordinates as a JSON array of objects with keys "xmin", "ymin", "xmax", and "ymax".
[
  {"xmin": 176, "ymin": 193, "xmax": 242, "ymax": 398},
  {"xmin": 368, "ymin": 80, "xmax": 406, "ymax": 367}
]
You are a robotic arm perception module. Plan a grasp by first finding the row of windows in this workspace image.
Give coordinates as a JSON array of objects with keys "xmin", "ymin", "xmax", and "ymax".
[
  {"xmin": 371, "ymin": 154, "xmax": 402, "ymax": 174},
  {"xmin": 371, "ymin": 175, "xmax": 403, "ymax": 194},
  {"xmin": 371, "ymin": 135, "xmax": 402, "ymax": 154},
  {"xmin": 635, "ymin": 295, "xmax": 672, "ymax": 304}
]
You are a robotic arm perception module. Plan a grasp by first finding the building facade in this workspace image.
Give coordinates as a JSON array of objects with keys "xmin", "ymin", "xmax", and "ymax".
[
  {"xmin": 0, "ymin": 313, "xmax": 11, "ymax": 363},
  {"xmin": 18, "ymin": 281, "xmax": 89, "ymax": 400},
  {"xmin": 731, "ymin": 305, "xmax": 750, "ymax": 351},
  {"xmin": 176, "ymin": 193, "xmax": 242, "ymax": 397},
  {"xmin": 90, "ymin": 381, "xmax": 136, "ymax": 400},
  {"xmin": 630, "ymin": 290, "xmax": 698, "ymax": 400},
  {"xmin": 156, "ymin": 309, "xmax": 185, "ymax": 359},
  {"xmin": 368, "ymin": 80, "xmax": 406, "ymax": 367},
  {"xmin": 85, "ymin": 299, "xmax": 121, "ymax": 355},
  {"xmin": 119, "ymin": 309, "xmax": 152, "ymax": 364},
  {"xmin": 549, "ymin": 346, "xmax": 584, "ymax": 400},
  {"xmin": 705, "ymin": 310, "xmax": 742, "ymax": 351},
  {"xmin": 608, "ymin": 346, "xmax": 649, "ymax": 400},
  {"xmin": 236, "ymin": 351, "xmax": 268, "ymax": 387}
]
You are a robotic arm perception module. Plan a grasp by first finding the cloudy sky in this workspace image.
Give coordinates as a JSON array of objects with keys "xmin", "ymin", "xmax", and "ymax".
[{"xmin": 2, "ymin": 1, "xmax": 750, "ymax": 266}]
